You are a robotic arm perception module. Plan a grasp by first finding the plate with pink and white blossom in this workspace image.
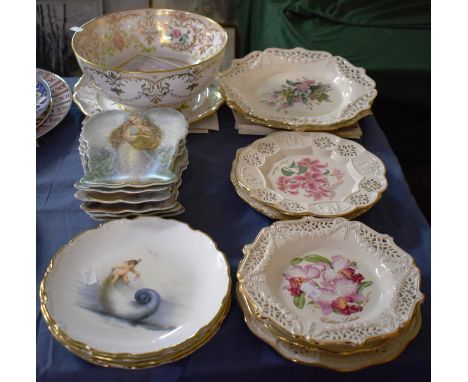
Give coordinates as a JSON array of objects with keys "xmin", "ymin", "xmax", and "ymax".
[
  {"xmin": 235, "ymin": 131, "xmax": 387, "ymax": 217},
  {"xmin": 237, "ymin": 217, "xmax": 424, "ymax": 348}
]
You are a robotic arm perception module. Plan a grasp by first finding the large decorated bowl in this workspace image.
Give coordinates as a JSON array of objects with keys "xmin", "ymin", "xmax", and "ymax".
[{"xmin": 72, "ymin": 9, "xmax": 227, "ymax": 109}]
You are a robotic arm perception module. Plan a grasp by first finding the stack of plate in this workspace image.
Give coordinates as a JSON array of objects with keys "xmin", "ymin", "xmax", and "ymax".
[
  {"xmin": 231, "ymin": 131, "xmax": 387, "ymax": 220},
  {"xmin": 74, "ymin": 108, "xmax": 189, "ymax": 220},
  {"xmin": 36, "ymin": 68, "xmax": 72, "ymax": 139},
  {"xmin": 220, "ymin": 48, "xmax": 377, "ymax": 133},
  {"xmin": 237, "ymin": 217, "xmax": 424, "ymax": 371},
  {"xmin": 39, "ymin": 217, "xmax": 231, "ymax": 368}
]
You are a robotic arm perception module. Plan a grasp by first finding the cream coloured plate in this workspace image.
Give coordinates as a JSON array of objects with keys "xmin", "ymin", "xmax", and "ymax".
[
  {"xmin": 73, "ymin": 75, "xmax": 224, "ymax": 124},
  {"xmin": 237, "ymin": 285, "xmax": 421, "ymax": 371},
  {"xmin": 236, "ymin": 131, "xmax": 387, "ymax": 217},
  {"xmin": 40, "ymin": 217, "xmax": 231, "ymax": 361},
  {"xmin": 220, "ymin": 48, "xmax": 376, "ymax": 131},
  {"xmin": 231, "ymin": 148, "xmax": 374, "ymax": 221},
  {"xmin": 238, "ymin": 217, "xmax": 424, "ymax": 349}
]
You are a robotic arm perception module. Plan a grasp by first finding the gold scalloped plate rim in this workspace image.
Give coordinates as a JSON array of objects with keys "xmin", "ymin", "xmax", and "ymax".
[
  {"xmin": 233, "ymin": 137, "xmax": 388, "ymax": 219},
  {"xmin": 237, "ymin": 282, "xmax": 422, "ymax": 354},
  {"xmin": 236, "ymin": 284, "xmax": 421, "ymax": 372},
  {"xmin": 47, "ymin": 296, "xmax": 231, "ymax": 368},
  {"xmin": 236, "ymin": 216, "xmax": 425, "ymax": 349},
  {"xmin": 219, "ymin": 48, "xmax": 377, "ymax": 131},
  {"xmin": 230, "ymin": 148, "xmax": 373, "ymax": 221},
  {"xmin": 39, "ymin": 217, "xmax": 232, "ymax": 363}
]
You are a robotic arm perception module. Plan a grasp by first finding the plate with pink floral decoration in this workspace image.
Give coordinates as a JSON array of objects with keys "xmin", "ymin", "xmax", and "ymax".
[
  {"xmin": 237, "ymin": 217, "xmax": 424, "ymax": 351},
  {"xmin": 235, "ymin": 131, "xmax": 387, "ymax": 218},
  {"xmin": 220, "ymin": 48, "xmax": 376, "ymax": 131}
]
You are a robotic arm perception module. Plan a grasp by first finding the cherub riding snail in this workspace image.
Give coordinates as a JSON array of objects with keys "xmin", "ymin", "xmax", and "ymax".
[
  {"xmin": 110, "ymin": 259, "xmax": 141, "ymax": 285},
  {"xmin": 99, "ymin": 258, "xmax": 161, "ymax": 321}
]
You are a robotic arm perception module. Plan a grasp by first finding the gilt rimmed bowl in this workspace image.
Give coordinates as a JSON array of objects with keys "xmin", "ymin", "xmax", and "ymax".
[
  {"xmin": 237, "ymin": 217, "xmax": 424, "ymax": 352},
  {"xmin": 72, "ymin": 8, "xmax": 227, "ymax": 109}
]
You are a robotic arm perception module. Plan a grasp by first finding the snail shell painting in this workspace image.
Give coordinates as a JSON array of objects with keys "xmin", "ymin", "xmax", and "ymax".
[
  {"xmin": 77, "ymin": 258, "xmax": 180, "ymax": 330},
  {"xmin": 39, "ymin": 217, "xmax": 231, "ymax": 362}
]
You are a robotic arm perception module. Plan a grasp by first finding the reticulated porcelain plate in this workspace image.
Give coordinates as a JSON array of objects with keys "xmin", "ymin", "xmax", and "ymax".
[
  {"xmin": 220, "ymin": 48, "xmax": 376, "ymax": 131},
  {"xmin": 73, "ymin": 75, "xmax": 224, "ymax": 124},
  {"xmin": 236, "ymin": 131, "xmax": 387, "ymax": 217},
  {"xmin": 236, "ymin": 285, "xmax": 421, "ymax": 371},
  {"xmin": 231, "ymin": 148, "xmax": 374, "ymax": 221},
  {"xmin": 36, "ymin": 69, "xmax": 72, "ymax": 139},
  {"xmin": 77, "ymin": 109, "xmax": 188, "ymax": 188},
  {"xmin": 40, "ymin": 217, "xmax": 231, "ymax": 365},
  {"xmin": 237, "ymin": 217, "xmax": 424, "ymax": 349}
]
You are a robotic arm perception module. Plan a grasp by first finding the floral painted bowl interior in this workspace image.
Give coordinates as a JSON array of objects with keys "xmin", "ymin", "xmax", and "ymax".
[
  {"xmin": 77, "ymin": 108, "xmax": 188, "ymax": 188},
  {"xmin": 40, "ymin": 217, "xmax": 230, "ymax": 356},
  {"xmin": 72, "ymin": 9, "xmax": 227, "ymax": 108},
  {"xmin": 36, "ymin": 75, "xmax": 52, "ymax": 117},
  {"xmin": 220, "ymin": 48, "xmax": 376, "ymax": 130},
  {"xmin": 237, "ymin": 217, "xmax": 424, "ymax": 347},
  {"xmin": 236, "ymin": 131, "xmax": 387, "ymax": 217}
]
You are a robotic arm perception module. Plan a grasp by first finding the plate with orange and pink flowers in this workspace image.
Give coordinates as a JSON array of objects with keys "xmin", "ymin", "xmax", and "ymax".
[{"xmin": 235, "ymin": 131, "xmax": 387, "ymax": 218}]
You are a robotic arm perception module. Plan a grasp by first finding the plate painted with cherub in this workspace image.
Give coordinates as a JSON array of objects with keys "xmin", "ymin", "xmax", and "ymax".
[{"xmin": 40, "ymin": 217, "xmax": 230, "ymax": 355}]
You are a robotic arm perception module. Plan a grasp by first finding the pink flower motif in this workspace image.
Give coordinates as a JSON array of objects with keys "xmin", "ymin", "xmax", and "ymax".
[
  {"xmin": 301, "ymin": 283, "xmax": 336, "ymax": 315},
  {"xmin": 331, "ymin": 168, "xmax": 345, "ymax": 181},
  {"xmin": 297, "ymin": 158, "xmax": 328, "ymax": 173},
  {"xmin": 283, "ymin": 265, "xmax": 322, "ymax": 296},
  {"xmin": 171, "ymin": 29, "xmax": 181, "ymax": 38},
  {"xmin": 295, "ymin": 80, "xmax": 316, "ymax": 91},
  {"xmin": 291, "ymin": 171, "xmax": 330, "ymax": 200},
  {"xmin": 331, "ymin": 296, "xmax": 363, "ymax": 315},
  {"xmin": 112, "ymin": 33, "xmax": 125, "ymax": 51},
  {"xmin": 276, "ymin": 176, "xmax": 300, "ymax": 194}
]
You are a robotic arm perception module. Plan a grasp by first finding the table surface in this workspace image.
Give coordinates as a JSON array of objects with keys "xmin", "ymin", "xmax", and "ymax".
[{"xmin": 37, "ymin": 78, "xmax": 430, "ymax": 382}]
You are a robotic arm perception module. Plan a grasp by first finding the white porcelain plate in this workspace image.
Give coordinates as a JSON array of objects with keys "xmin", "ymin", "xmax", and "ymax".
[
  {"xmin": 73, "ymin": 75, "xmax": 224, "ymax": 124},
  {"xmin": 220, "ymin": 48, "xmax": 376, "ymax": 130},
  {"xmin": 236, "ymin": 131, "xmax": 387, "ymax": 217},
  {"xmin": 237, "ymin": 285, "xmax": 421, "ymax": 371},
  {"xmin": 238, "ymin": 217, "xmax": 424, "ymax": 347},
  {"xmin": 40, "ymin": 217, "xmax": 231, "ymax": 356},
  {"xmin": 36, "ymin": 69, "xmax": 72, "ymax": 139}
]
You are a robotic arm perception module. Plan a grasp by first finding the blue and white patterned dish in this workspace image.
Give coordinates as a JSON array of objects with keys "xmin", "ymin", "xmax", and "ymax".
[{"xmin": 36, "ymin": 75, "xmax": 52, "ymax": 117}]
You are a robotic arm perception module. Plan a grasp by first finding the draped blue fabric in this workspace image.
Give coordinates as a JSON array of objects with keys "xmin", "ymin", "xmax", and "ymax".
[{"xmin": 37, "ymin": 78, "xmax": 430, "ymax": 382}]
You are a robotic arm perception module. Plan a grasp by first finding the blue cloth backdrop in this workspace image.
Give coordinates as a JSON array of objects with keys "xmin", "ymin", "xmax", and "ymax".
[{"xmin": 36, "ymin": 78, "xmax": 430, "ymax": 382}]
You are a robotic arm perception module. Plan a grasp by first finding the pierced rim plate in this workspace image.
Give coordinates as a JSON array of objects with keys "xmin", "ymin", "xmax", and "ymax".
[
  {"xmin": 237, "ymin": 285, "xmax": 421, "ymax": 371},
  {"xmin": 236, "ymin": 131, "xmax": 387, "ymax": 218},
  {"xmin": 73, "ymin": 75, "xmax": 224, "ymax": 124},
  {"xmin": 36, "ymin": 69, "xmax": 72, "ymax": 139},
  {"xmin": 40, "ymin": 217, "xmax": 231, "ymax": 362},
  {"xmin": 231, "ymin": 148, "xmax": 374, "ymax": 221},
  {"xmin": 220, "ymin": 48, "xmax": 377, "ymax": 131},
  {"xmin": 237, "ymin": 217, "xmax": 424, "ymax": 348}
]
